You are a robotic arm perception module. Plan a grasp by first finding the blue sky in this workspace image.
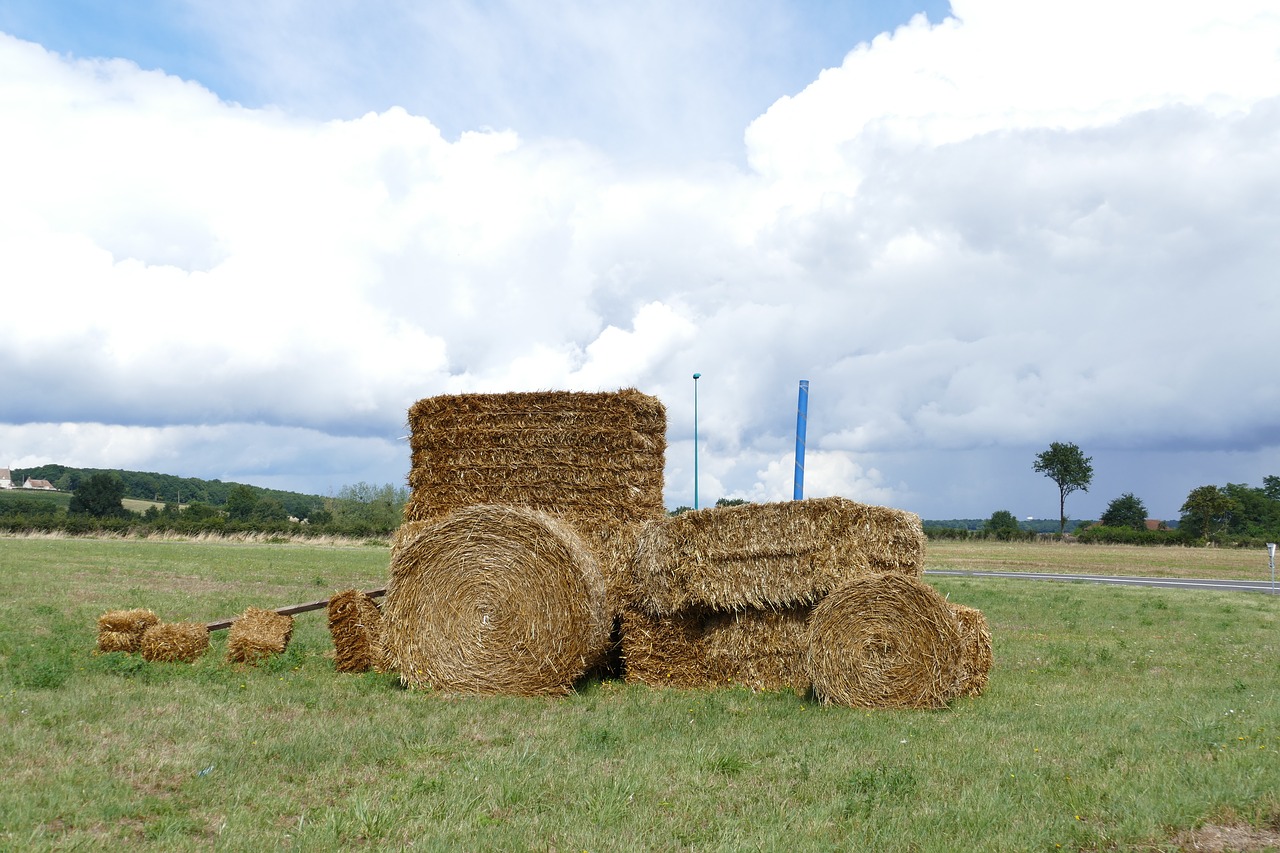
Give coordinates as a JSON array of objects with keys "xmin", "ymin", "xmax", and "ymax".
[
  {"xmin": 2, "ymin": 0, "xmax": 1279, "ymax": 521},
  {"xmin": 0, "ymin": 0, "xmax": 950, "ymax": 165}
]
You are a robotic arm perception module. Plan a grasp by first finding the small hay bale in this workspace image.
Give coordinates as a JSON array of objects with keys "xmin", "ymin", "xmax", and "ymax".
[
  {"xmin": 96, "ymin": 608, "xmax": 160, "ymax": 653},
  {"xmin": 805, "ymin": 573, "xmax": 962, "ymax": 709},
  {"xmin": 630, "ymin": 497, "xmax": 926, "ymax": 614},
  {"xmin": 328, "ymin": 589, "xmax": 385, "ymax": 673},
  {"xmin": 949, "ymin": 603, "xmax": 993, "ymax": 698},
  {"xmin": 382, "ymin": 504, "xmax": 610, "ymax": 696},
  {"xmin": 226, "ymin": 607, "xmax": 294, "ymax": 664},
  {"xmin": 140, "ymin": 622, "xmax": 210, "ymax": 663},
  {"xmin": 621, "ymin": 605, "xmax": 810, "ymax": 693}
]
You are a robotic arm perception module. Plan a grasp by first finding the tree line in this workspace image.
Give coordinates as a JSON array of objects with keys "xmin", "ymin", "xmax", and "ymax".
[
  {"xmin": 11, "ymin": 464, "xmax": 326, "ymax": 520},
  {"xmin": 945, "ymin": 442, "xmax": 1280, "ymax": 547},
  {"xmin": 0, "ymin": 468, "xmax": 407, "ymax": 538}
]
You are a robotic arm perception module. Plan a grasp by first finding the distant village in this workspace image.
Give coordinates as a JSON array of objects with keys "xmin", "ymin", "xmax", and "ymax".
[{"xmin": 0, "ymin": 468, "xmax": 56, "ymax": 491}]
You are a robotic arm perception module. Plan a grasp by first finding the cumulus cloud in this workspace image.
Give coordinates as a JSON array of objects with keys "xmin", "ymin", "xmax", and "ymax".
[{"xmin": 3, "ymin": 1, "xmax": 1280, "ymax": 518}]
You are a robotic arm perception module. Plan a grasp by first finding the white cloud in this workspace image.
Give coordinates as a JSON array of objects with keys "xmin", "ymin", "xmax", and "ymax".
[{"xmin": 4, "ymin": 2, "xmax": 1280, "ymax": 518}]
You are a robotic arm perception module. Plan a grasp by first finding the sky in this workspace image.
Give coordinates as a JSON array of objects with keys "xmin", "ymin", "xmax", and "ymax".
[{"xmin": 2, "ymin": 0, "xmax": 1279, "ymax": 522}]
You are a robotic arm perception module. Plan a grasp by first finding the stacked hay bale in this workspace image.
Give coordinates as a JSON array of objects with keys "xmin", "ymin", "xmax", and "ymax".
[
  {"xmin": 226, "ymin": 607, "xmax": 294, "ymax": 664},
  {"xmin": 328, "ymin": 589, "xmax": 385, "ymax": 673},
  {"xmin": 96, "ymin": 608, "xmax": 160, "ymax": 653},
  {"xmin": 384, "ymin": 504, "xmax": 610, "ymax": 695},
  {"xmin": 620, "ymin": 605, "xmax": 811, "ymax": 692},
  {"xmin": 401, "ymin": 389, "xmax": 667, "ymax": 612},
  {"xmin": 623, "ymin": 496, "xmax": 927, "ymax": 692}
]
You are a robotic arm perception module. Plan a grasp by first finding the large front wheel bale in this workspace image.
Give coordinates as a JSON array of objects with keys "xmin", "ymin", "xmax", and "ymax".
[
  {"xmin": 382, "ymin": 505, "xmax": 610, "ymax": 696},
  {"xmin": 805, "ymin": 573, "xmax": 962, "ymax": 709}
]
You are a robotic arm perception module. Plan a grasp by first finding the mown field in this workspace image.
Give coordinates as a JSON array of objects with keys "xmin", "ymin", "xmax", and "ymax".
[
  {"xmin": 926, "ymin": 538, "xmax": 1272, "ymax": 581},
  {"xmin": 0, "ymin": 489, "xmax": 162, "ymax": 514},
  {"xmin": 1, "ymin": 535, "xmax": 1277, "ymax": 851}
]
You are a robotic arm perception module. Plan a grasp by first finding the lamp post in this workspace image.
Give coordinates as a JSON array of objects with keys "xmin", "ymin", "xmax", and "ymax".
[
  {"xmin": 1268, "ymin": 542, "xmax": 1276, "ymax": 595},
  {"xmin": 692, "ymin": 372, "xmax": 701, "ymax": 510}
]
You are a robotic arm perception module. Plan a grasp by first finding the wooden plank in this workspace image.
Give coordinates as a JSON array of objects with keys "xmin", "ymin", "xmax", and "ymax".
[{"xmin": 206, "ymin": 587, "xmax": 386, "ymax": 632}]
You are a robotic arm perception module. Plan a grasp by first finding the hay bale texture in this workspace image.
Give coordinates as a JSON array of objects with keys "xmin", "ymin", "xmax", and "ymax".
[
  {"xmin": 403, "ymin": 389, "xmax": 666, "ymax": 610},
  {"xmin": 949, "ymin": 603, "xmax": 993, "ymax": 698},
  {"xmin": 226, "ymin": 607, "xmax": 294, "ymax": 664},
  {"xmin": 628, "ymin": 497, "xmax": 926, "ymax": 615},
  {"xmin": 382, "ymin": 504, "xmax": 611, "ymax": 696},
  {"xmin": 96, "ymin": 608, "xmax": 160, "ymax": 653},
  {"xmin": 140, "ymin": 622, "xmax": 210, "ymax": 663},
  {"xmin": 621, "ymin": 606, "xmax": 809, "ymax": 693},
  {"xmin": 328, "ymin": 589, "xmax": 385, "ymax": 673},
  {"xmin": 805, "ymin": 573, "xmax": 962, "ymax": 709}
]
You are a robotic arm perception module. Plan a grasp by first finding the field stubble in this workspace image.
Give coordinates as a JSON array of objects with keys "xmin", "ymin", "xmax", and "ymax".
[{"xmin": 0, "ymin": 535, "xmax": 1276, "ymax": 851}]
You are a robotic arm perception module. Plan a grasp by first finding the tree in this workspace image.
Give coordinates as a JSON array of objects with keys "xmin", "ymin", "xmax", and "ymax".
[
  {"xmin": 224, "ymin": 485, "xmax": 261, "ymax": 521},
  {"xmin": 252, "ymin": 497, "xmax": 289, "ymax": 523},
  {"xmin": 1100, "ymin": 493, "xmax": 1148, "ymax": 531},
  {"xmin": 68, "ymin": 472, "xmax": 128, "ymax": 518},
  {"xmin": 1033, "ymin": 442, "xmax": 1094, "ymax": 535},
  {"xmin": 307, "ymin": 507, "xmax": 333, "ymax": 526},
  {"xmin": 1262, "ymin": 475, "xmax": 1280, "ymax": 502},
  {"xmin": 983, "ymin": 510, "xmax": 1021, "ymax": 540},
  {"xmin": 326, "ymin": 482, "xmax": 408, "ymax": 532},
  {"xmin": 1179, "ymin": 486, "xmax": 1238, "ymax": 541},
  {"xmin": 181, "ymin": 502, "xmax": 223, "ymax": 523},
  {"xmin": 715, "ymin": 498, "xmax": 748, "ymax": 508}
]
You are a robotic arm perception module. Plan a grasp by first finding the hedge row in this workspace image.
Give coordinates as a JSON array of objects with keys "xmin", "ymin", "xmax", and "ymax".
[{"xmin": 0, "ymin": 513, "xmax": 395, "ymax": 540}]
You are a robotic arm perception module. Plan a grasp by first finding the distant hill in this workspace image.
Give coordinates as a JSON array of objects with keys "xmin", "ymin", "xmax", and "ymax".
[{"xmin": 9, "ymin": 464, "xmax": 326, "ymax": 519}]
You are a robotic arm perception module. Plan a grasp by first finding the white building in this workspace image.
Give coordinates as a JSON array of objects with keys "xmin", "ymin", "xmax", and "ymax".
[{"xmin": 0, "ymin": 468, "xmax": 12, "ymax": 489}]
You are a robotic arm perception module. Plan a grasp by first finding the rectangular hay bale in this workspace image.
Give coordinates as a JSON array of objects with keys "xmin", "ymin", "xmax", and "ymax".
[
  {"xmin": 327, "ymin": 589, "xmax": 385, "ymax": 673},
  {"xmin": 621, "ymin": 605, "xmax": 809, "ymax": 693},
  {"xmin": 140, "ymin": 622, "xmax": 210, "ymax": 663},
  {"xmin": 629, "ymin": 496, "xmax": 926, "ymax": 614},
  {"xmin": 96, "ymin": 608, "xmax": 160, "ymax": 653},
  {"xmin": 226, "ymin": 606, "xmax": 294, "ymax": 664},
  {"xmin": 404, "ymin": 389, "xmax": 666, "ymax": 526}
]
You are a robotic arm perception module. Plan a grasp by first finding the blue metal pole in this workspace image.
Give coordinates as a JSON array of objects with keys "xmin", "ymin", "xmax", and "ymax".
[
  {"xmin": 794, "ymin": 379, "xmax": 809, "ymax": 501},
  {"xmin": 693, "ymin": 373, "xmax": 701, "ymax": 509}
]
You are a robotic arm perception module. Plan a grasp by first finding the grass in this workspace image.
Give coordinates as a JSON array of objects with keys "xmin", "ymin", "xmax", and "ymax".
[
  {"xmin": 927, "ymin": 537, "xmax": 1273, "ymax": 581},
  {"xmin": 0, "ymin": 488, "xmax": 169, "ymax": 514},
  {"xmin": 0, "ymin": 489, "xmax": 71, "ymax": 511},
  {"xmin": 0, "ymin": 535, "xmax": 1277, "ymax": 851}
]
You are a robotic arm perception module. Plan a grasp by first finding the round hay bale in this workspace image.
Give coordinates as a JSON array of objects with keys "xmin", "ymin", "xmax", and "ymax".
[
  {"xmin": 382, "ymin": 504, "xmax": 609, "ymax": 696},
  {"xmin": 805, "ymin": 573, "xmax": 962, "ymax": 709},
  {"xmin": 949, "ymin": 603, "xmax": 993, "ymax": 698},
  {"xmin": 96, "ymin": 608, "xmax": 160, "ymax": 653},
  {"xmin": 140, "ymin": 622, "xmax": 210, "ymax": 663}
]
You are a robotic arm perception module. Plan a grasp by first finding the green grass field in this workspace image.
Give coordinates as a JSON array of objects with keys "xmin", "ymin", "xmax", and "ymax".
[{"xmin": 1, "ymin": 536, "xmax": 1277, "ymax": 851}]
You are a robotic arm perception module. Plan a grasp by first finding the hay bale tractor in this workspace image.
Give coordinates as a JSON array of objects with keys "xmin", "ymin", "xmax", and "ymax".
[
  {"xmin": 93, "ymin": 387, "xmax": 989, "ymax": 706},
  {"xmin": 380, "ymin": 388, "xmax": 991, "ymax": 706}
]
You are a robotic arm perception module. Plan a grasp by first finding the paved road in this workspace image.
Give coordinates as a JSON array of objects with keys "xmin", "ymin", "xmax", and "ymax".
[{"xmin": 925, "ymin": 569, "xmax": 1279, "ymax": 595}]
